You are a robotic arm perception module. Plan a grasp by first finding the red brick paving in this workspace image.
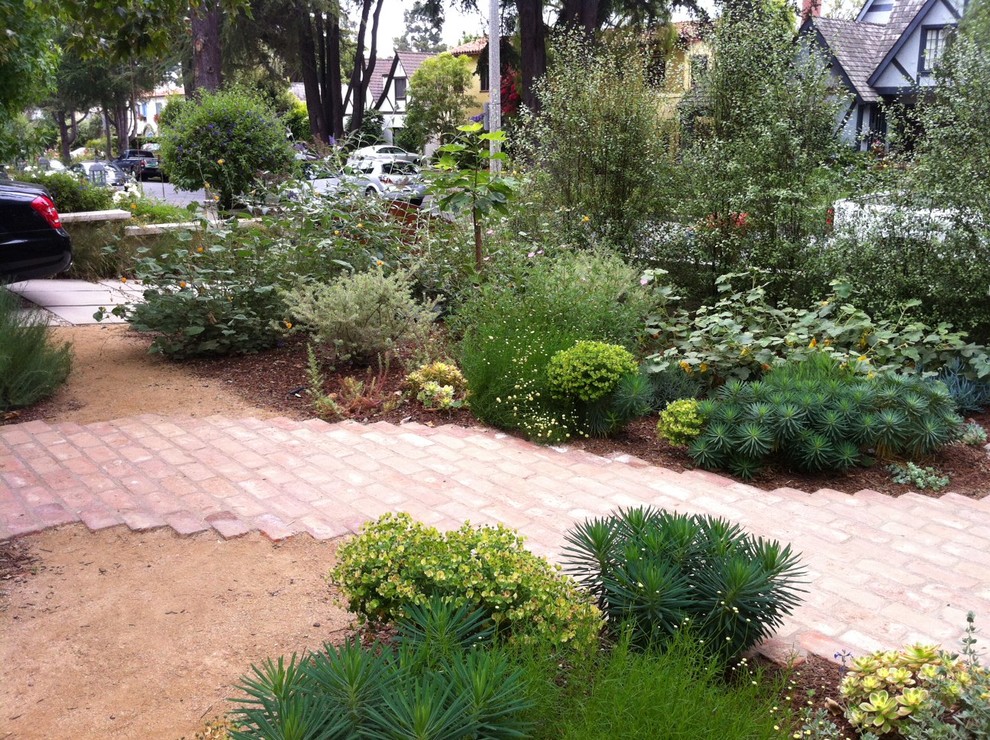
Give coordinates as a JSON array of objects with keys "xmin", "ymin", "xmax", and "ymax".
[{"xmin": 2, "ymin": 414, "xmax": 989, "ymax": 661}]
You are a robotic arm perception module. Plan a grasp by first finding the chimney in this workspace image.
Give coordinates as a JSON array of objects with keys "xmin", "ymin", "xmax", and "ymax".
[{"xmin": 802, "ymin": 0, "xmax": 822, "ymax": 21}]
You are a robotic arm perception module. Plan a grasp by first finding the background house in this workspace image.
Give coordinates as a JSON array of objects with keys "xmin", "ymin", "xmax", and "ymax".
[
  {"xmin": 450, "ymin": 37, "xmax": 492, "ymax": 120},
  {"xmin": 800, "ymin": 0, "xmax": 967, "ymax": 148},
  {"xmin": 374, "ymin": 52, "xmax": 432, "ymax": 143},
  {"xmin": 658, "ymin": 22, "xmax": 712, "ymax": 117}
]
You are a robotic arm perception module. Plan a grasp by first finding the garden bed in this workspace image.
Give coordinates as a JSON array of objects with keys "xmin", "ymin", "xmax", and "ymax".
[{"xmin": 184, "ymin": 335, "xmax": 990, "ymax": 499}]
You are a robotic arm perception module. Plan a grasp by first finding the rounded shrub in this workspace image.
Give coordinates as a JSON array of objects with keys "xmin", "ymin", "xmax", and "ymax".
[
  {"xmin": 657, "ymin": 398, "xmax": 706, "ymax": 446},
  {"xmin": 331, "ymin": 512, "xmax": 603, "ymax": 654},
  {"xmin": 547, "ymin": 340, "xmax": 638, "ymax": 402},
  {"xmin": 563, "ymin": 506, "xmax": 805, "ymax": 663},
  {"xmin": 283, "ymin": 268, "xmax": 438, "ymax": 364},
  {"xmin": 159, "ymin": 87, "xmax": 295, "ymax": 210},
  {"xmin": 18, "ymin": 171, "xmax": 113, "ymax": 213}
]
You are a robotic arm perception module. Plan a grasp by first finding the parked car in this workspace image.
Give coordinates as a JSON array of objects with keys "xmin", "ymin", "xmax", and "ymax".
[
  {"xmin": 345, "ymin": 159, "xmax": 427, "ymax": 206},
  {"xmin": 69, "ymin": 161, "xmax": 130, "ymax": 189},
  {"xmin": 0, "ymin": 180, "xmax": 73, "ymax": 282},
  {"xmin": 114, "ymin": 149, "xmax": 165, "ymax": 181},
  {"xmin": 346, "ymin": 145, "xmax": 421, "ymax": 167}
]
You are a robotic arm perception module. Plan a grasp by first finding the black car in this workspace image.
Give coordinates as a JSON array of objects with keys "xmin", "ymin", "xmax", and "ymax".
[
  {"xmin": 114, "ymin": 149, "xmax": 165, "ymax": 181},
  {"xmin": 0, "ymin": 180, "xmax": 72, "ymax": 282}
]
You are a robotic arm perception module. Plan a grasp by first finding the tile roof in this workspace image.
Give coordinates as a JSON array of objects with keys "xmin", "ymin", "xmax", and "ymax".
[
  {"xmin": 813, "ymin": 17, "xmax": 888, "ymax": 101},
  {"xmin": 396, "ymin": 51, "xmax": 433, "ymax": 79},
  {"xmin": 366, "ymin": 57, "xmax": 393, "ymax": 104},
  {"xmin": 450, "ymin": 37, "xmax": 488, "ymax": 55}
]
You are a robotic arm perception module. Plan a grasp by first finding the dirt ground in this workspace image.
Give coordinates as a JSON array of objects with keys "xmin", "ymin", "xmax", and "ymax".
[{"xmin": 1, "ymin": 326, "xmax": 352, "ymax": 739}]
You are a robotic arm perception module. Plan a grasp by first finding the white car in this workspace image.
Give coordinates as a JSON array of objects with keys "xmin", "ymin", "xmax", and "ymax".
[
  {"xmin": 345, "ymin": 159, "xmax": 426, "ymax": 206},
  {"xmin": 345, "ymin": 145, "xmax": 420, "ymax": 167}
]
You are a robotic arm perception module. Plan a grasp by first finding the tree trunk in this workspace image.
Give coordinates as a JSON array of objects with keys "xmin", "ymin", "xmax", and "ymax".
[
  {"xmin": 516, "ymin": 0, "xmax": 546, "ymax": 113},
  {"xmin": 361, "ymin": 0, "xmax": 385, "ymax": 106},
  {"xmin": 326, "ymin": 12, "xmax": 344, "ymax": 140},
  {"xmin": 191, "ymin": 0, "xmax": 223, "ymax": 93},
  {"xmin": 298, "ymin": 6, "xmax": 328, "ymax": 141},
  {"xmin": 54, "ymin": 112, "xmax": 72, "ymax": 163},
  {"xmin": 347, "ymin": 0, "xmax": 374, "ymax": 133}
]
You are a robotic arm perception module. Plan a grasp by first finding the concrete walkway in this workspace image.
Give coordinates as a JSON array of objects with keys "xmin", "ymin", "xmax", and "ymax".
[
  {"xmin": 3, "ymin": 414, "xmax": 989, "ymax": 661},
  {"xmin": 6, "ymin": 279, "xmax": 143, "ymax": 326}
]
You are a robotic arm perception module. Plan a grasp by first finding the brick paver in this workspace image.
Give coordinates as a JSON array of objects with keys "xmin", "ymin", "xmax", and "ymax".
[{"xmin": 3, "ymin": 414, "xmax": 990, "ymax": 661}]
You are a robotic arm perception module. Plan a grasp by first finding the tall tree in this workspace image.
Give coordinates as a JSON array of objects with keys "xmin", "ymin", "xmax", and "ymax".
[
  {"xmin": 403, "ymin": 52, "xmax": 473, "ymax": 148},
  {"xmin": 191, "ymin": 0, "xmax": 224, "ymax": 91},
  {"xmin": 345, "ymin": 0, "xmax": 386, "ymax": 133},
  {"xmin": 0, "ymin": 0, "xmax": 59, "ymax": 158},
  {"xmin": 394, "ymin": 4, "xmax": 446, "ymax": 52}
]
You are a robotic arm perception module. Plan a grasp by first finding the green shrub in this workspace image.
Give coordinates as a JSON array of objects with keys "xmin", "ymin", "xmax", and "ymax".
[
  {"xmin": 17, "ymin": 171, "xmax": 114, "ymax": 212},
  {"xmin": 805, "ymin": 211, "xmax": 990, "ymax": 345},
  {"xmin": 689, "ymin": 354, "xmax": 962, "ymax": 478},
  {"xmin": 454, "ymin": 250, "xmax": 659, "ymax": 442},
  {"xmin": 331, "ymin": 512, "xmax": 603, "ymax": 654},
  {"xmin": 230, "ymin": 599, "xmax": 534, "ymax": 739},
  {"xmin": 840, "ymin": 633, "xmax": 989, "ymax": 736},
  {"xmin": 547, "ymin": 341, "xmax": 637, "ymax": 403},
  {"xmin": 0, "ymin": 289, "xmax": 72, "ymax": 411},
  {"xmin": 517, "ymin": 32, "xmax": 677, "ymax": 251},
  {"xmin": 563, "ymin": 506, "xmax": 804, "ymax": 663},
  {"xmin": 657, "ymin": 398, "xmax": 706, "ymax": 446},
  {"xmin": 283, "ymin": 268, "xmax": 437, "ymax": 365},
  {"xmin": 646, "ymin": 274, "xmax": 990, "ymax": 385},
  {"xmin": 520, "ymin": 628, "xmax": 791, "ymax": 740},
  {"xmin": 159, "ymin": 87, "xmax": 295, "ymax": 211},
  {"xmin": 102, "ymin": 224, "xmax": 293, "ymax": 357}
]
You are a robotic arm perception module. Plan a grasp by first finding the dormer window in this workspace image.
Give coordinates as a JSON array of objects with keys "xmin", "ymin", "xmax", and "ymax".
[
  {"xmin": 395, "ymin": 77, "xmax": 407, "ymax": 101},
  {"xmin": 920, "ymin": 25, "xmax": 950, "ymax": 73}
]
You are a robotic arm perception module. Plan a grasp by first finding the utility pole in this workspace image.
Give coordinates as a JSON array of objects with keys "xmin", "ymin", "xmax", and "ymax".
[{"xmin": 488, "ymin": 0, "xmax": 502, "ymax": 173}]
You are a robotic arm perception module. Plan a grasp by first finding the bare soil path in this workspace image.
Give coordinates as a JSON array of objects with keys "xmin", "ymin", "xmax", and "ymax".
[{"xmin": 2, "ymin": 326, "xmax": 350, "ymax": 739}]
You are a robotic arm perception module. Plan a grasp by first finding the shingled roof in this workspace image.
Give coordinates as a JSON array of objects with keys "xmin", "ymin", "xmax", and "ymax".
[{"xmin": 812, "ymin": 17, "xmax": 888, "ymax": 101}]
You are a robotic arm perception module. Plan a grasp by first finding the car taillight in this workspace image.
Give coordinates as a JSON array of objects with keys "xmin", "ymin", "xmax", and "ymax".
[
  {"xmin": 31, "ymin": 195, "xmax": 63, "ymax": 230},
  {"xmin": 381, "ymin": 176, "xmax": 393, "ymax": 184}
]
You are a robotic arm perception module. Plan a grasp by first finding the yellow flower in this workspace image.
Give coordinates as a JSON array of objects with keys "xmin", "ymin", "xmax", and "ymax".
[
  {"xmin": 357, "ymin": 222, "xmax": 364, "ymax": 228},
  {"xmin": 679, "ymin": 360, "xmax": 692, "ymax": 374},
  {"xmin": 120, "ymin": 276, "xmax": 127, "ymax": 283},
  {"xmin": 376, "ymin": 259, "xmax": 384, "ymax": 266},
  {"xmin": 283, "ymin": 320, "xmax": 292, "ymax": 330},
  {"xmin": 699, "ymin": 362, "xmax": 709, "ymax": 373},
  {"xmin": 867, "ymin": 371, "xmax": 876, "ymax": 379},
  {"xmin": 581, "ymin": 215, "xmax": 590, "ymax": 223},
  {"xmin": 217, "ymin": 158, "xmax": 224, "ymax": 165},
  {"xmin": 197, "ymin": 246, "xmax": 204, "ymax": 253},
  {"xmin": 130, "ymin": 203, "xmax": 137, "ymax": 210},
  {"xmin": 179, "ymin": 281, "xmax": 187, "ymax": 288},
  {"xmin": 334, "ymin": 230, "xmax": 340, "ymax": 236},
  {"xmin": 808, "ymin": 338, "xmax": 818, "ymax": 349},
  {"xmin": 858, "ymin": 355, "xmax": 869, "ymax": 363}
]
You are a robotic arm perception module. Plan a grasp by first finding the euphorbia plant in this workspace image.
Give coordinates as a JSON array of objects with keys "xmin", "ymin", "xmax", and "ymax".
[{"xmin": 426, "ymin": 122, "xmax": 517, "ymax": 271}]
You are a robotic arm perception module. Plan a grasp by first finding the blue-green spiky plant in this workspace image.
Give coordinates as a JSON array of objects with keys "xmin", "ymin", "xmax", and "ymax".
[{"xmin": 562, "ymin": 507, "xmax": 805, "ymax": 664}]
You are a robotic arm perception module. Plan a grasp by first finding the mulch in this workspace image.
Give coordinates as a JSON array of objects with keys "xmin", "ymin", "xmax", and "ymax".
[{"xmin": 185, "ymin": 335, "xmax": 990, "ymax": 500}]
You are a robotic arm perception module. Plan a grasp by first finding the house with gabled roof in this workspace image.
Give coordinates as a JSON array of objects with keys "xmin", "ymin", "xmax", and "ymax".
[
  {"xmin": 800, "ymin": 0, "xmax": 968, "ymax": 148},
  {"xmin": 373, "ymin": 51, "xmax": 433, "ymax": 143}
]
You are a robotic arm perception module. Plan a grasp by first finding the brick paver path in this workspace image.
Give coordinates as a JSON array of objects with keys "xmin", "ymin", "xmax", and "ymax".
[{"xmin": 3, "ymin": 415, "xmax": 989, "ymax": 660}]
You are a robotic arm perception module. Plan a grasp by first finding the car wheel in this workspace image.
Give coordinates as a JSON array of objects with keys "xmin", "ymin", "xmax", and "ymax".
[{"xmin": 365, "ymin": 186, "xmax": 378, "ymax": 197}]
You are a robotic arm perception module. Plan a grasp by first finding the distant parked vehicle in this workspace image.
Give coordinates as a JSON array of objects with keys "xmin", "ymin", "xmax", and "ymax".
[
  {"xmin": 69, "ymin": 161, "xmax": 130, "ymax": 189},
  {"xmin": 345, "ymin": 159, "xmax": 426, "ymax": 206},
  {"xmin": 345, "ymin": 145, "xmax": 421, "ymax": 167},
  {"xmin": 0, "ymin": 180, "xmax": 72, "ymax": 282},
  {"xmin": 114, "ymin": 149, "xmax": 165, "ymax": 181}
]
